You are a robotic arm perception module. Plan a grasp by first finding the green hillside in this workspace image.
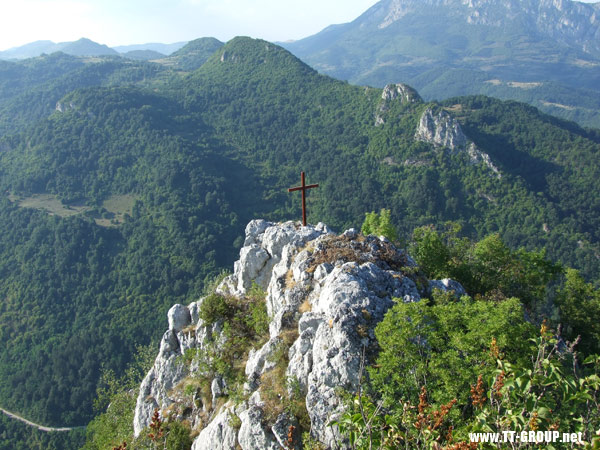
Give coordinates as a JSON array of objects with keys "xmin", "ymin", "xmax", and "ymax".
[
  {"xmin": 0, "ymin": 36, "xmax": 598, "ymax": 446},
  {"xmin": 0, "ymin": 53, "xmax": 171, "ymax": 137}
]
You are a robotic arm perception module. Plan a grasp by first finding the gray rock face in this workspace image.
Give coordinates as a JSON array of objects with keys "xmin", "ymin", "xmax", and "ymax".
[
  {"xmin": 377, "ymin": 0, "xmax": 600, "ymax": 56},
  {"xmin": 467, "ymin": 142, "xmax": 501, "ymax": 177},
  {"xmin": 168, "ymin": 303, "xmax": 191, "ymax": 332},
  {"xmin": 219, "ymin": 220, "xmax": 330, "ymax": 297},
  {"xmin": 133, "ymin": 328, "xmax": 187, "ymax": 437},
  {"xmin": 375, "ymin": 83, "xmax": 422, "ymax": 126},
  {"xmin": 237, "ymin": 405, "xmax": 280, "ymax": 450},
  {"xmin": 381, "ymin": 83, "xmax": 422, "ymax": 104},
  {"xmin": 133, "ymin": 299, "xmax": 214, "ymax": 437},
  {"xmin": 415, "ymin": 107, "xmax": 468, "ymax": 150},
  {"xmin": 191, "ymin": 408, "xmax": 238, "ymax": 450},
  {"xmin": 133, "ymin": 220, "xmax": 466, "ymax": 449},
  {"xmin": 429, "ymin": 278, "xmax": 467, "ymax": 297},
  {"xmin": 415, "ymin": 107, "xmax": 500, "ymax": 176}
]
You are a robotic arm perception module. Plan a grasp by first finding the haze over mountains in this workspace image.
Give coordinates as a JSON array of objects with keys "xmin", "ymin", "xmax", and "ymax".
[
  {"xmin": 3, "ymin": 0, "xmax": 600, "ymax": 127},
  {"xmin": 0, "ymin": 38, "xmax": 188, "ymax": 60}
]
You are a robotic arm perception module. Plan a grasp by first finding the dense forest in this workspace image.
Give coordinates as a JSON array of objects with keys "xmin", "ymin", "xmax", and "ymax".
[{"xmin": 0, "ymin": 37, "xmax": 599, "ymax": 447}]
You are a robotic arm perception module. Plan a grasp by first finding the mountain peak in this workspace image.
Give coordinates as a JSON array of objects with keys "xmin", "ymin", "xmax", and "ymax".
[
  {"xmin": 198, "ymin": 36, "xmax": 317, "ymax": 79},
  {"xmin": 216, "ymin": 36, "xmax": 296, "ymax": 64},
  {"xmin": 60, "ymin": 38, "xmax": 118, "ymax": 57},
  {"xmin": 282, "ymin": 0, "xmax": 600, "ymax": 127},
  {"xmin": 0, "ymin": 37, "xmax": 118, "ymax": 59}
]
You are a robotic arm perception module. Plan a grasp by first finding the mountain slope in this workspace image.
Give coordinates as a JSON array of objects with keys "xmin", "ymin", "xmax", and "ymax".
[
  {"xmin": 0, "ymin": 36, "xmax": 599, "ymax": 446},
  {"xmin": 157, "ymin": 37, "xmax": 224, "ymax": 71},
  {"xmin": 283, "ymin": 0, "xmax": 600, "ymax": 128},
  {"xmin": 0, "ymin": 53, "xmax": 171, "ymax": 136},
  {"xmin": 122, "ymin": 50, "xmax": 166, "ymax": 61}
]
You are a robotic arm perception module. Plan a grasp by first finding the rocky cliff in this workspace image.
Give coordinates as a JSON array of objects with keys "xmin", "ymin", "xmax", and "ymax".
[
  {"xmin": 415, "ymin": 107, "xmax": 501, "ymax": 176},
  {"xmin": 133, "ymin": 220, "xmax": 465, "ymax": 449},
  {"xmin": 374, "ymin": 0, "xmax": 600, "ymax": 55}
]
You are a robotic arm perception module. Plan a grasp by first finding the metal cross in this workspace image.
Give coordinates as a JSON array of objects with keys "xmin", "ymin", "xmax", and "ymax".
[{"xmin": 288, "ymin": 171, "xmax": 319, "ymax": 226}]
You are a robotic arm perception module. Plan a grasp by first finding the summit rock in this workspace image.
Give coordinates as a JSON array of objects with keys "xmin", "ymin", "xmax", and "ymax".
[{"xmin": 133, "ymin": 220, "xmax": 465, "ymax": 449}]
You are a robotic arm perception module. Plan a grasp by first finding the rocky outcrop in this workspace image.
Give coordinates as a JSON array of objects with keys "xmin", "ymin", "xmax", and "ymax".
[
  {"xmin": 376, "ymin": 82, "xmax": 422, "ymax": 126},
  {"xmin": 134, "ymin": 220, "xmax": 466, "ymax": 449},
  {"xmin": 467, "ymin": 142, "xmax": 501, "ymax": 177},
  {"xmin": 415, "ymin": 107, "xmax": 468, "ymax": 150},
  {"xmin": 381, "ymin": 83, "xmax": 422, "ymax": 104},
  {"xmin": 55, "ymin": 101, "xmax": 75, "ymax": 113},
  {"xmin": 415, "ymin": 107, "xmax": 501, "ymax": 176}
]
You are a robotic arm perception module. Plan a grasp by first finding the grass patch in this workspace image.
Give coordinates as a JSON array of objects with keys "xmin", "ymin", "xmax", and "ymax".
[
  {"xmin": 259, "ymin": 340, "xmax": 310, "ymax": 431},
  {"xmin": 7, "ymin": 193, "xmax": 138, "ymax": 228},
  {"xmin": 95, "ymin": 194, "xmax": 137, "ymax": 227},
  {"xmin": 9, "ymin": 193, "xmax": 91, "ymax": 217},
  {"xmin": 285, "ymin": 269, "xmax": 297, "ymax": 290},
  {"xmin": 299, "ymin": 299, "xmax": 312, "ymax": 314},
  {"xmin": 188, "ymin": 283, "xmax": 270, "ymax": 406},
  {"xmin": 307, "ymin": 234, "xmax": 409, "ymax": 273}
]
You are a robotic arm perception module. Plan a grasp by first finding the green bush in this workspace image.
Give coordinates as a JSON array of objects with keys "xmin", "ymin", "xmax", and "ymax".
[
  {"xmin": 370, "ymin": 295, "xmax": 535, "ymax": 409},
  {"xmin": 335, "ymin": 318, "xmax": 600, "ymax": 449},
  {"xmin": 361, "ymin": 209, "xmax": 398, "ymax": 242},
  {"xmin": 198, "ymin": 293, "xmax": 231, "ymax": 325},
  {"xmin": 409, "ymin": 224, "xmax": 561, "ymax": 306}
]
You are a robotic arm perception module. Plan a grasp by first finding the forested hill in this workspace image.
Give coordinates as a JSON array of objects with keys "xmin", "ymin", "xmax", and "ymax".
[{"xmin": 0, "ymin": 36, "xmax": 598, "ymax": 447}]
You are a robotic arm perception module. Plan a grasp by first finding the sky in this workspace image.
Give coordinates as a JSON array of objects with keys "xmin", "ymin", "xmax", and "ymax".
[{"xmin": 0, "ymin": 0, "xmax": 381, "ymax": 51}]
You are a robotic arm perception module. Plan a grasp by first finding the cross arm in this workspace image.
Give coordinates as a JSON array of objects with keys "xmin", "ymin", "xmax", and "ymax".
[{"xmin": 288, "ymin": 184, "xmax": 319, "ymax": 192}]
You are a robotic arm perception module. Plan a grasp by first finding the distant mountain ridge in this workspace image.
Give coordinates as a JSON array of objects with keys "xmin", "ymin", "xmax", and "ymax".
[
  {"xmin": 113, "ymin": 42, "xmax": 187, "ymax": 55},
  {"xmin": 0, "ymin": 38, "xmax": 119, "ymax": 59},
  {"xmin": 158, "ymin": 37, "xmax": 224, "ymax": 70},
  {"xmin": 0, "ymin": 38, "xmax": 189, "ymax": 60},
  {"xmin": 283, "ymin": 0, "xmax": 600, "ymax": 128}
]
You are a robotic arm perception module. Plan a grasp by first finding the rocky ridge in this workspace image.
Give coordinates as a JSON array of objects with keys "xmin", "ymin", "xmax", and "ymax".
[
  {"xmin": 374, "ymin": 83, "xmax": 500, "ymax": 176},
  {"xmin": 377, "ymin": 0, "xmax": 600, "ymax": 55},
  {"xmin": 133, "ymin": 220, "xmax": 465, "ymax": 449}
]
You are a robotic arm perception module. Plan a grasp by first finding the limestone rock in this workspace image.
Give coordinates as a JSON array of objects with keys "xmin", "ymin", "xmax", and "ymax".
[
  {"xmin": 429, "ymin": 278, "xmax": 467, "ymax": 297},
  {"xmin": 168, "ymin": 303, "xmax": 191, "ymax": 332},
  {"xmin": 381, "ymin": 83, "xmax": 422, "ymax": 104},
  {"xmin": 133, "ymin": 329, "xmax": 187, "ymax": 436},
  {"xmin": 134, "ymin": 300, "xmax": 217, "ymax": 436},
  {"xmin": 219, "ymin": 220, "xmax": 329, "ymax": 297},
  {"xmin": 237, "ymin": 405, "xmax": 280, "ymax": 450},
  {"xmin": 133, "ymin": 220, "xmax": 468, "ymax": 449},
  {"xmin": 415, "ymin": 107, "xmax": 468, "ymax": 150},
  {"xmin": 191, "ymin": 408, "xmax": 238, "ymax": 450},
  {"xmin": 415, "ymin": 107, "xmax": 501, "ymax": 176},
  {"xmin": 272, "ymin": 413, "xmax": 301, "ymax": 449},
  {"xmin": 376, "ymin": 83, "xmax": 421, "ymax": 125}
]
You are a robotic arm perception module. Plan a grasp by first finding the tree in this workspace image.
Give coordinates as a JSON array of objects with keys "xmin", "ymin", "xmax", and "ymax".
[{"xmin": 361, "ymin": 209, "xmax": 398, "ymax": 242}]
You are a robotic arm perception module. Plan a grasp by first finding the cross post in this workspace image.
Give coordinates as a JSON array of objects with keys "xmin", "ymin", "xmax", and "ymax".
[{"xmin": 288, "ymin": 171, "xmax": 319, "ymax": 226}]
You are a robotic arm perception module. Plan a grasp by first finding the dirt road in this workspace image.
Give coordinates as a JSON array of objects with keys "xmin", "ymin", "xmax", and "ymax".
[{"xmin": 0, "ymin": 407, "xmax": 84, "ymax": 432}]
